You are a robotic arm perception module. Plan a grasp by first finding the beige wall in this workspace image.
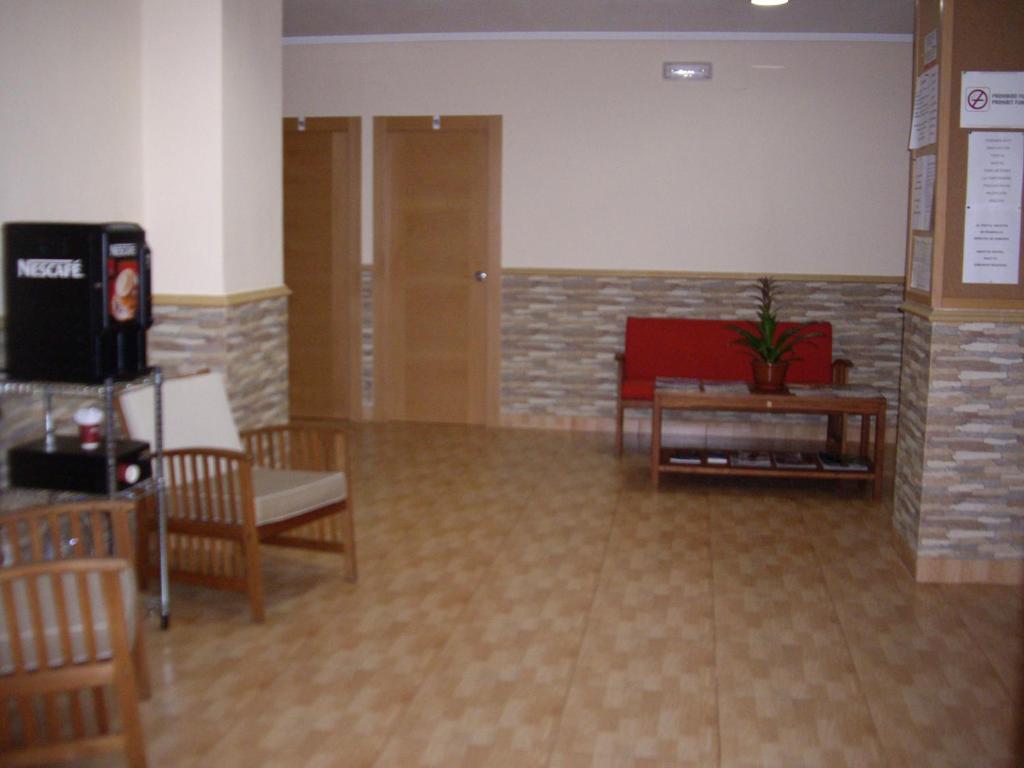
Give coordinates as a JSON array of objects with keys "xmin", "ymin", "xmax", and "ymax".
[
  {"xmin": 222, "ymin": 0, "xmax": 283, "ymax": 294},
  {"xmin": 142, "ymin": 0, "xmax": 225, "ymax": 295},
  {"xmin": 0, "ymin": 0, "xmax": 143, "ymax": 312},
  {"xmin": 143, "ymin": 0, "xmax": 283, "ymax": 296},
  {"xmin": 0, "ymin": 0, "xmax": 283, "ymax": 305},
  {"xmin": 283, "ymin": 38, "xmax": 912, "ymax": 276}
]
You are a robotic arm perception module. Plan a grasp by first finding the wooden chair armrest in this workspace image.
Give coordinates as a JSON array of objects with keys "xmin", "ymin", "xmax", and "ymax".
[
  {"xmin": 831, "ymin": 358, "xmax": 854, "ymax": 385},
  {"xmin": 240, "ymin": 424, "xmax": 349, "ymax": 473},
  {"xmin": 0, "ymin": 500, "xmax": 136, "ymax": 566},
  {"xmin": 0, "ymin": 556, "xmax": 131, "ymax": 581}
]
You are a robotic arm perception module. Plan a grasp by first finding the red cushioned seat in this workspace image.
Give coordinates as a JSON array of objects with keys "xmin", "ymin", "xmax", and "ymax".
[{"xmin": 614, "ymin": 316, "xmax": 849, "ymax": 455}]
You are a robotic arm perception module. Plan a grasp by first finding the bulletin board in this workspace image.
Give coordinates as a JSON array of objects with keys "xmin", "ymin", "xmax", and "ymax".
[
  {"xmin": 939, "ymin": 0, "xmax": 1024, "ymax": 306},
  {"xmin": 902, "ymin": 0, "xmax": 942, "ymax": 306}
]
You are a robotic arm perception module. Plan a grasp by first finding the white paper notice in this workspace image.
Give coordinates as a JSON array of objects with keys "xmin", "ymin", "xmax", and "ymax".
[
  {"xmin": 910, "ymin": 67, "xmax": 939, "ymax": 149},
  {"xmin": 963, "ymin": 131, "xmax": 1023, "ymax": 285},
  {"xmin": 911, "ymin": 154, "xmax": 936, "ymax": 231},
  {"xmin": 963, "ymin": 207, "xmax": 1021, "ymax": 284},
  {"xmin": 923, "ymin": 29, "xmax": 938, "ymax": 66},
  {"xmin": 911, "ymin": 236, "xmax": 933, "ymax": 293},
  {"xmin": 961, "ymin": 71, "xmax": 1024, "ymax": 129},
  {"xmin": 965, "ymin": 132, "xmax": 1023, "ymax": 208}
]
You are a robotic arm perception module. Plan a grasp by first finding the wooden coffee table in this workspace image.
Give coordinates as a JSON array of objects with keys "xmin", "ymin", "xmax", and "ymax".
[{"xmin": 650, "ymin": 380, "xmax": 887, "ymax": 500}]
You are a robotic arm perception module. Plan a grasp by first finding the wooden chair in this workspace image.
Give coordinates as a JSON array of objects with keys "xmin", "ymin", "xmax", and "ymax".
[
  {"xmin": 0, "ymin": 500, "xmax": 149, "ymax": 767},
  {"xmin": 117, "ymin": 371, "xmax": 357, "ymax": 622}
]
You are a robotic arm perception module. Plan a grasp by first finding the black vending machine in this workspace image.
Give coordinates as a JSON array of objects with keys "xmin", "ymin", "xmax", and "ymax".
[
  {"xmin": 4, "ymin": 221, "xmax": 153, "ymax": 383},
  {"xmin": 4, "ymin": 222, "xmax": 154, "ymax": 495}
]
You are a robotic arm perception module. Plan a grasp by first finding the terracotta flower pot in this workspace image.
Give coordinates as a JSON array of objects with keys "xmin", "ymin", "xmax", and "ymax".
[{"xmin": 751, "ymin": 360, "xmax": 789, "ymax": 392}]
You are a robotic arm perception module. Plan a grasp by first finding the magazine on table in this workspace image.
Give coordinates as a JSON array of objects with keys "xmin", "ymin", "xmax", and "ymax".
[
  {"xmin": 655, "ymin": 377, "xmax": 702, "ymax": 392},
  {"xmin": 668, "ymin": 449, "xmax": 702, "ymax": 465},
  {"xmin": 701, "ymin": 381, "xmax": 751, "ymax": 396},
  {"xmin": 818, "ymin": 452, "xmax": 870, "ymax": 472},
  {"xmin": 706, "ymin": 451, "xmax": 729, "ymax": 466},
  {"xmin": 787, "ymin": 385, "xmax": 837, "ymax": 397},
  {"xmin": 731, "ymin": 451, "xmax": 772, "ymax": 468},
  {"xmin": 832, "ymin": 385, "xmax": 883, "ymax": 399},
  {"xmin": 773, "ymin": 451, "xmax": 818, "ymax": 469}
]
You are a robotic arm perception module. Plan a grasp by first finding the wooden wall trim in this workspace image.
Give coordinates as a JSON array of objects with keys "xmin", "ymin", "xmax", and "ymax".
[
  {"xmin": 485, "ymin": 267, "xmax": 903, "ymax": 283},
  {"xmin": 154, "ymin": 286, "xmax": 291, "ymax": 307},
  {"xmin": 363, "ymin": 264, "xmax": 903, "ymax": 284},
  {"xmin": 900, "ymin": 300, "xmax": 1024, "ymax": 324},
  {"xmin": 284, "ymin": 116, "xmax": 354, "ymax": 132},
  {"xmin": 916, "ymin": 556, "xmax": 1024, "ymax": 585},
  {"xmin": 485, "ymin": 117, "xmax": 502, "ymax": 427},
  {"xmin": 891, "ymin": 526, "xmax": 918, "ymax": 579}
]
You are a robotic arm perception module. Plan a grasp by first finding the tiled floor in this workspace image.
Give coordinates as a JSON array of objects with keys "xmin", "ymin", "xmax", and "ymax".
[{"xmin": 131, "ymin": 423, "xmax": 1022, "ymax": 767}]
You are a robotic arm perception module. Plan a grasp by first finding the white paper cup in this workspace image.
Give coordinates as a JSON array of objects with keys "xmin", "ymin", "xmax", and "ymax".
[{"xmin": 74, "ymin": 407, "xmax": 104, "ymax": 450}]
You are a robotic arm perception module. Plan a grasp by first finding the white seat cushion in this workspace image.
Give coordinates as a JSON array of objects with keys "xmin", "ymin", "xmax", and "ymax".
[
  {"xmin": 0, "ymin": 567, "xmax": 136, "ymax": 674},
  {"xmin": 252, "ymin": 468, "xmax": 347, "ymax": 526}
]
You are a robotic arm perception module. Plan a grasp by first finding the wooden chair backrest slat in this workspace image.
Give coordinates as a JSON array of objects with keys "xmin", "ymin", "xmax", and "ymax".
[
  {"xmin": 160, "ymin": 448, "xmax": 252, "ymax": 528},
  {"xmin": 0, "ymin": 501, "xmax": 135, "ymax": 567}
]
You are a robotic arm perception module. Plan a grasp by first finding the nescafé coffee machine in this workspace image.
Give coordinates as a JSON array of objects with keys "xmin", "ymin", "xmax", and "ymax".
[
  {"xmin": 4, "ymin": 222, "xmax": 153, "ymax": 383},
  {"xmin": 3, "ymin": 222, "xmax": 154, "ymax": 494}
]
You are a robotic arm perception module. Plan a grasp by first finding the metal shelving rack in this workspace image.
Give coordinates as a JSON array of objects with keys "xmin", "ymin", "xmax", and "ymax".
[{"xmin": 0, "ymin": 368, "xmax": 170, "ymax": 628}]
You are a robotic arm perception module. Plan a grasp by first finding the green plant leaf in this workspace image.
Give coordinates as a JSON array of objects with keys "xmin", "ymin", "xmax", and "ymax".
[{"xmin": 728, "ymin": 277, "xmax": 823, "ymax": 364}]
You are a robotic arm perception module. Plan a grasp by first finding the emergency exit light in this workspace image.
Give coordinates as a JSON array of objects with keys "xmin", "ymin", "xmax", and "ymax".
[{"xmin": 663, "ymin": 62, "xmax": 712, "ymax": 81}]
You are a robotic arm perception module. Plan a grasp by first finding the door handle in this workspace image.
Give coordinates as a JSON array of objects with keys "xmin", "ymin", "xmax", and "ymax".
[{"xmin": 474, "ymin": 271, "xmax": 488, "ymax": 282}]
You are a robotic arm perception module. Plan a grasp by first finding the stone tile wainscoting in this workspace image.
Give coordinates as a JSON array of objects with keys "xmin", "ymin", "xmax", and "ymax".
[
  {"xmin": 150, "ymin": 292, "xmax": 289, "ymax": 430},
  {"xmin": 893, "ymin": 312, "xmax": 930, "ymax": 552},
  {"xmin": 499, "ymin": 271, "xmax": 905, "ymax": 442},
  {"xmin": 0, "ymin": 290, "xmax": 288, "ymax": 487},
  {"xmin": 894, "ymin": 309, "xmax": 1024, "ymax": 584},
  {"xmin": 357, "ymin": 269, "xmax": 904, "ymax": 437}
]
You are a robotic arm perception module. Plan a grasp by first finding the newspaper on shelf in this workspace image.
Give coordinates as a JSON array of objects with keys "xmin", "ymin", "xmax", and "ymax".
[
  {"xmin": 667, "ymin": 449, "xmax": 702, "ymax": 465},
  {"xmin": 731, "ymin": 451, "xmax": 772, "ymax": 468},
  {"xmin": 786, "ymin": 384, "xmax": 838, "ymax": 397},
  {"xmin": 655, "ymin": 377, "xmax": 702, "ymax": 392},
  {"xmin": 700, "ymin": 381, "xmax": 751, "ymax": 396},
  {"xmin": 787, "ymin": 384, "xmax": 881, "ymax": 399},
  {"xmin": 706, "ymin": 451, "xmax": 730, "ymax": 466},
  {"xmin": 818, "ymin": 452, "xmax": 870, "ymax": 472},
  {"xmin": 773, "ymin": 451, "xmax": 819, "ymax": 470},
  {"xmin": 832, "ymin": 385, "xmax": 883, "ymax": 399}
]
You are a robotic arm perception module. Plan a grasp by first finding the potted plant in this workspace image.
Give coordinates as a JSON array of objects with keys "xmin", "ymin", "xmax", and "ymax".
[{"xmin": 729, "ymin": 276, "xmax": 819, "ymax": 392}]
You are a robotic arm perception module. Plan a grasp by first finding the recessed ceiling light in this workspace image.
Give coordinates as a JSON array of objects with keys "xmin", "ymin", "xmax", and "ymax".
[
  {"xmin": 752, "ymin": 0, "xmax": 789, "ymax": 6},
  {"xmin": 663, "ymin": 62, "xmax": 712, "ymax": 81}
]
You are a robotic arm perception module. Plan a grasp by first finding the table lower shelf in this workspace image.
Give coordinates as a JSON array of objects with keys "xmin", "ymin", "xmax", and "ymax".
[{"xmin": 656, "ymin": 448, "xmax": 876, "ymax": 482}]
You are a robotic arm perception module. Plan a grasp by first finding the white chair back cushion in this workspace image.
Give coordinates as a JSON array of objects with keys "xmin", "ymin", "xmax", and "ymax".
[{"xmin": 119, "ymin": 371, "xmax": 243, "ymax": 452}]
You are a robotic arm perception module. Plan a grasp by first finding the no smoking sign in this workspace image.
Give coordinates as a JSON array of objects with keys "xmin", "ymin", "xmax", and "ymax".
[
  {"xmin": 966, "ymin": 87, "xmax": 990, "ymax": 112},
  {"xmin": 961, "ymin": 71, "xmax": 1024, "ymax": 129}
]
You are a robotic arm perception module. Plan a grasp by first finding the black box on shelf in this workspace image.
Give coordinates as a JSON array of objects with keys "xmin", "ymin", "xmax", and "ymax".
[{"xmin": 9, "ymin": 436, "xmax": 151, "ymax": 494}]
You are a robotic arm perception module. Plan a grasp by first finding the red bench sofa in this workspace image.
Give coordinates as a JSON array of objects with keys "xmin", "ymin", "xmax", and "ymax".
[{"xmin": 615, "ymin": 317, "xmax": 852, "ymax": 455}]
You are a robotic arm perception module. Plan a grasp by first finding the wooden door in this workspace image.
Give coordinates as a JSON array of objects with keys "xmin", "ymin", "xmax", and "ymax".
[
  {"xmin": 374, "ymin": 116, "xmax": 501, "ymax": 425},
  {"xmin": 283, "ymin": 117, "xmax": 362, "ymax": 421}
]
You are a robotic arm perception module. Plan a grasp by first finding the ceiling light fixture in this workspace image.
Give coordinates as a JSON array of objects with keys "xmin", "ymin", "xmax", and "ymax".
[
  {"xmin": 663, "ymin": 62, "xmax": 712, "ymax": 81},
  {"xmin": 751, "ymin": 0, "xmax": 789, "ymax": 6}
]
